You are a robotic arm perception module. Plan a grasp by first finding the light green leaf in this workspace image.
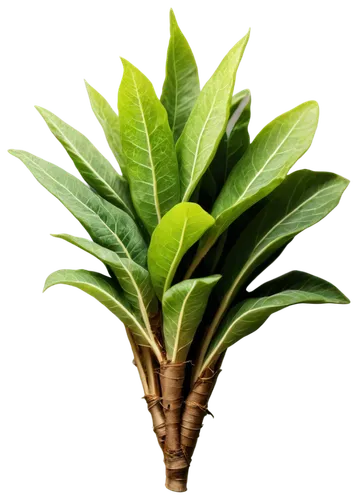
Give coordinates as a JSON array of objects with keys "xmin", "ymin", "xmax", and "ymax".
[
  {"xmin": 85, "ymin": 81, "xmax": 125, "ymax": 174},
  {"xmin": 148, "ymin": 202, "xmax": 215, "ymax": 299},
  {"xmin": 177, "ymin": 31, "xmax": 250, "ymax": 202},
  {"xmin": 203, "ymin": 271, "xmax": 349, "ymax": 371},
  {"xmin": 207, "ymin": 169, "xmax": 349, "ymax": 343},
  {"xmin": 52, "ymin": 234, "xmax": 158, "ymax": 319},
  {"xmin": 36, "ymin": 106, "xmax": 136, "ymax": 218},
  {"xmin": 43, "ymin": 269, "xmax": 154, "ymax": 348},
  {"xmin": 9, "ymin": 150, "xmax": 147, "ymax": 266},
  {"xmin": 163, "ymin": 275, "xmax": 221, "ymax": 362},
  {"xmin": 192, "ymin": 101, "xmax": 319, "ymax": 274},
  {"xmin": 161, "ymin": 9, "xmax": 200, "ymax": 142},
  {"xmin": 117, "ymin": 59, "xmax": 180, "ymax": 234}
]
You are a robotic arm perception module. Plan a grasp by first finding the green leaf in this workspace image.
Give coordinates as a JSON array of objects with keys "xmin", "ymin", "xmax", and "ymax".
[
  {"xmin": 161, "ymin": 9, "xmax": 200, "ymax": 142},
  {"xmin": 226, "ymin": 90, "xmax": 251, "ymax": 172},
  {"xmin": 117, "ymin": 59, "xmax": 180, "ymax": 234},
  {"xmin": 52, "ymin": 234, "xmax": 158, "ymax": 319},
  {"xmin": 177, "ymin": 31, "xmax": 250, "ymax": 201},
  {"xmin": 209, "ymin": 89, "xmax": 251, "ymax": 192},
  {"xmin": 208, "ymin": 169, "xmax": 349, "ymax": 342},
  {"xmin": 201, "ymin": 231, "xmax": 228, "ymax": 275},
  {"xmin": 148, "ymin": 202, "xmax": 215, "ymax": 299},
  {"xmin": 163, "ymin": 275, "xmax": 221, "ymax": 362},
  {"xmin": 43, "ymin": 269, "xmax": 154, "ymax": 347},
  {"xmin": 9, "ymin": 150, "xmax": 147, "ymax": 266},
  {"xmin": 193, "ymin": 101, "xmax": 319, "ymax": 273},
  {"xmin": 203, "ymin": 271, "xmax": 349, "ymax": 370},
  {"xmin": 36, "ymin": 106, "xmax": 136, "ymax": 218},
  {"xmin": 85, "ymin": 81, "xmax": 125, "ymax": 174}
]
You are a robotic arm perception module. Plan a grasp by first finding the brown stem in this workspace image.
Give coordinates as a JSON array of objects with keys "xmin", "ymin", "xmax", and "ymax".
[
  {"xmin": 142, "ymin": 348, "xmax": 157, "ymax": 394},
  {"xmin": 126, "ymin": 328, "xmax": 149, "ymax": 393},
  {"xmin": 181, "ymin": 364, "xmax": 222, "ymax": 463},
  {"xmin": 160, "ymin": 362, "xmax": 188, "ymax": 492},
  {"xmin": 126, "ymin": 328, "xmax": 166, "ymax": 450},
  {"xmin": 144, "ymin": 394, "xmax": 166, "ymax": 450}
]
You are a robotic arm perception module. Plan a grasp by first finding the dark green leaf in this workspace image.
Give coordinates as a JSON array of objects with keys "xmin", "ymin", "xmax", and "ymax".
[
  {"xmin": 52, "ymin": 234, "xmax": 158, "ymax": 318},
  {"xmin": 36, "ymin": 106, "xmax": 135, "ymax": 218},
  {"xmin": 203, "ymin": 271, "xmax": 349, "ymax": 370},
  {"xmin": 9, "ymin": 150, "xmax": 147, "ymax": 266},
  {"xmin": 43, "ymin": 269, "xmax": 153, "ymax": 347},
  {"xmin": 207, "ymin": 169, "xmax": 349, "ymax": 341}
]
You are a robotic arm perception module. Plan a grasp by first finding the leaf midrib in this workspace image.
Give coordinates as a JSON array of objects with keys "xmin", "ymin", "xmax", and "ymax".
[
  {"xmin": 171, "ymin": 281, "xmax": 196, "ymax": 361},
  {"xmin": 119, "ymin": 260, "xmax": 154, "ymax": 343},
  {"xmin": 130, "ymin": 69, "xmax": 162, "ymax": 224},
  {"xmin": 171, "ymin": 25, "xmax": 179, "ymax": 135},
  {"xmin": 163, "ymin": 217, "xmax": 188, "ymax": 294},
  {"xmin": 182, "ymin": 90, "xmax": 220, "ymax": 201}
]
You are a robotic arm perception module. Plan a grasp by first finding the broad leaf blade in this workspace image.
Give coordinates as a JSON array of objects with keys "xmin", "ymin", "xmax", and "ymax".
[
  {"xmin": 148, "ymin": 202, "xmax": 215, "ymax": 299},
  {"xmin": 204, "ymin": 271, "xmax": 349, "ymax": 369},
  {"xmin": 9, "ymin": 150, "xmax": 147, "ymax": 266},
  {"xmin": 117, "ymin": 59, "xmax": 180, "ymax": 234},
  {"xmin": 198, "ymin": 101, "xmax": 320, "ymax": 263},
  {"xmin": 163, "ymin": 275, "xmax": 221, "ymax": 362},
  {"xmin": 52, "ymin": 234, "xmax": 158, "ymax": 318},
  {"xmin": 85, "ymin": 81, "xmax": 125, "ymax": 174},
  {"xmin": 36, "ymin": 106, "xmax": 136, "ymax": 218},
  {"xmin": 177, "ymin": 31, "xmax": 250, "ymax": 201},
  {"xmin": 161, "ymin": 9, "xmax": 200, "ymax": 142},
  {"xmin": 218, "ymin": 169, "xmax": 349, "ymax": 307},
  {"xmin": 43, "ymin": 269, "xmax": 153, "ymax": 347}
]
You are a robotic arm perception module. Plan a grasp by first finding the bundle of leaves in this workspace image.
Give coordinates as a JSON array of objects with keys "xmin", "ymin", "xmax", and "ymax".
[{"xmin": 9, "ymin": 9, "xmax": 349, "ymax": 493}]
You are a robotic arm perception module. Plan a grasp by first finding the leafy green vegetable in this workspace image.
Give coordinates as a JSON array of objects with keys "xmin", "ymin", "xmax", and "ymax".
[
  {"xmin": 177, "ymin": 31, "xmax": 250, "ymax": 202},
  {"xmin": 9, "ymin": 150, "xmax": 147, "ymax": 266},
  {"xmin": 216, "ymin": 169, "xmax": 349, "ymax": 311},
  {"xmin": 36, "ymin": 106, "xmax": 135, "ymax": 218},
  {"xmin": 148, "ymin": 202, "xmax": 214, "ymax": 299},
  {"xmin": 190, "ymin": 101, "xmax": 319, "ymax": 275},
  {"xmin": 161, "ymin": 9, "xmax": 200, "ymax": 142},
  {"xmin": 118, "ymin": 59, "xmax": 180, "ymax": 234},
  {"xmin": 52, "ymin": 234, "xmax": 158, "ymax": 318},
  {"xmin": 203, "ymin": 271, "xmax": 349, "ymax": 370},
  {"xmin": 163, "ymin": 275, "xmax": 221, "ymax": 362},
  {"xmin": 85, "ymin": 81, "xmax": 125, "ymax": 173}
]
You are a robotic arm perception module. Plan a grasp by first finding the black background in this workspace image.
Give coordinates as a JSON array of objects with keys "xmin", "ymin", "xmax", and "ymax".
[{"xmin": 0, "ymin": 2, "xmax": 355, "ymax": 498}]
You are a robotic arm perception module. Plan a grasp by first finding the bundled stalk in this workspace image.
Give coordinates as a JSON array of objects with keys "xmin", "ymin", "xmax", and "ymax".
[
  {"xmin": 161, "ymin": 362, "xmax": 188, "ymax": 491},
  {"xmin": 181, "ymin": 364, "xmax": 222, "ymax": 463},
  {"xmin": 9, "ymin": 9, "xmax": 350, "ymax": 492}
]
